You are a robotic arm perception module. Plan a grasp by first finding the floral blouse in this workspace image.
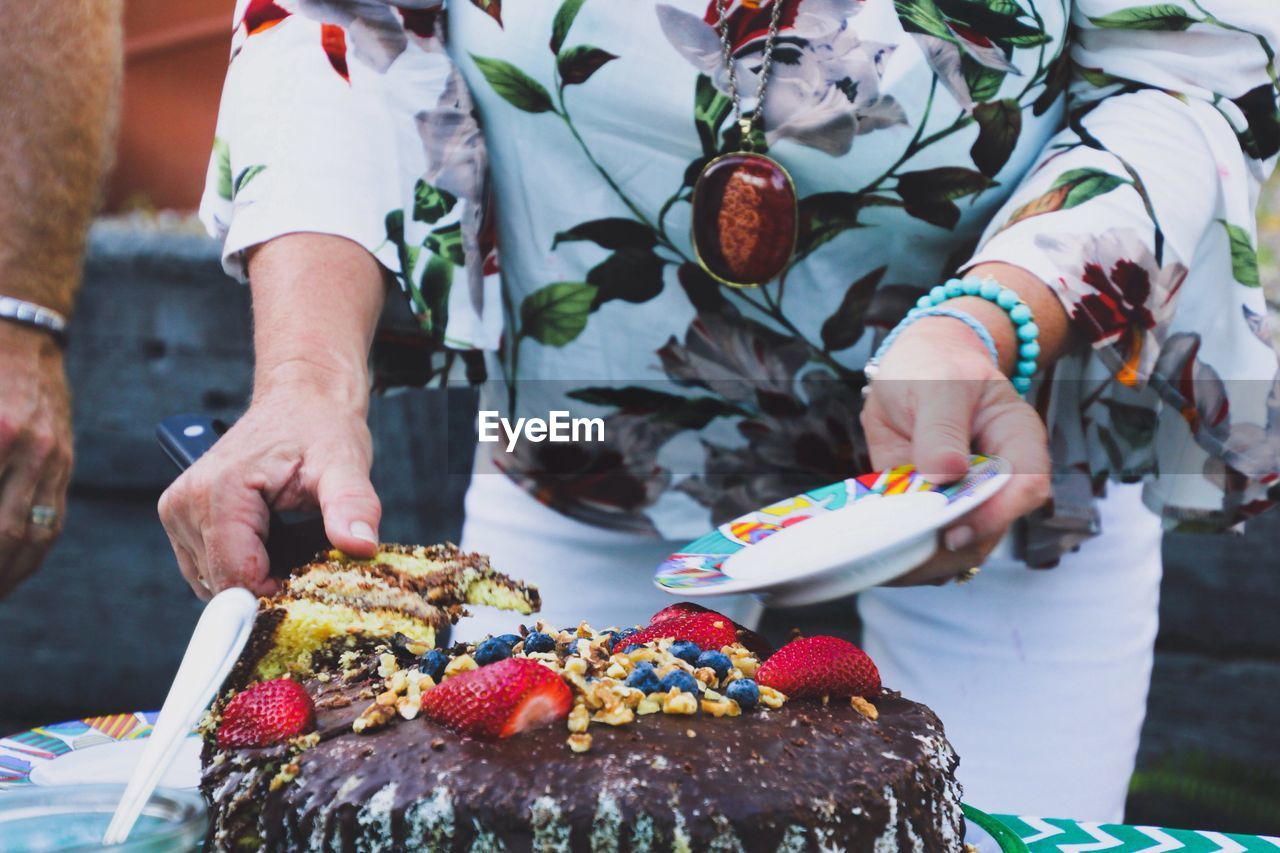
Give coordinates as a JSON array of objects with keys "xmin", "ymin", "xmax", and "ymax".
[{"xmin": 202, "ymin": 0, "xmax": 1280, "ymax": 564}]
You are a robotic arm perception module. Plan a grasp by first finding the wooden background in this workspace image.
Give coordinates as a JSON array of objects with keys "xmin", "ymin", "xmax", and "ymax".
[{"xmin": 0, "ymin": 224, "xmax": 1277, "ymax": 832}]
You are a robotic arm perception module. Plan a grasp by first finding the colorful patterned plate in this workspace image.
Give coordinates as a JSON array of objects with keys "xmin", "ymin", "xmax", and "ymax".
[
  {"xmin": 654, "ymin": 455, "xmax": 1011, "ymax": 606},
  {"xmin": 0, "ymin": 712, "xmax": 200, "ymax": 791}
]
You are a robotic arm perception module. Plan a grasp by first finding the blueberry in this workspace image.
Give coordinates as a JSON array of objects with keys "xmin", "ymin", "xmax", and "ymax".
[
  {"xmin": 669, "ymin": 640, "xmax": 702, "ymax": 665},
  {"xmin": 419, "ymin": 649, "xmax": 449, "ymax": 681},
  {"xmin": 611, "ymin": 628, "xmax": 638, "ymax": 647},
  {"xmin": 622, "ymin": 644, "xmax": 642, "ymax": 654},
  {"xmin": 474, "ymin": 637, "xmax": 513, "ymax": 666},
  {"xmin": 495, "ymin": 634, "xmax": 522, "ymax": 648},
  {"xmin": 696, "ymin": 650, "xmax": 732, "ymax": 679},
  {"xmin": 625, "ymin": 665, "xmax": 661, "ymax": 694},
  {"xmin": 522, "ymin": 631, "xmax": 555, "ymax": 653},
  {"xmin": 660, "ymin": 669, "xmax": 700, "ymax": 695},
  {"xmin": 725, "ymin": 678, "xmax": 759, "ymax": 711}
]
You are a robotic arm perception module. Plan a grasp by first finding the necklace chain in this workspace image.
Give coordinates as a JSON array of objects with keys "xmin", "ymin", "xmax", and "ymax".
[{"xmin": 713, "ymin": 0, "xmax": 785, "ymax": 151}]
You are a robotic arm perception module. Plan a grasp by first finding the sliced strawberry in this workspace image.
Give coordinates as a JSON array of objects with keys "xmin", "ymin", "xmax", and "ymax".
[
  {"xmin": 217, "ymin": 678, "xmax": 315, "ymax": 749},
  {"xmin": 617, "ymin": 610, "xmax": 739, "ymax": 653},
  {"xmin": 756, "ymin": 636, "xmax": 881, "ymax": 699},
  {"xmin": 420, "ymin": 657, "xmax": 571, "ymax": 740}
]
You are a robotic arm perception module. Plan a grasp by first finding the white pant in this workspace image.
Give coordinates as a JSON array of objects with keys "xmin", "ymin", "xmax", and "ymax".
[{"xmin": 458, "ymin": 460, "xmax": 1162, "ymax": 823}]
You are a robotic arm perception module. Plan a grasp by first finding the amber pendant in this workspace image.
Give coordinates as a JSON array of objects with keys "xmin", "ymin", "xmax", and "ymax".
[{"xmin": 691, "ymin": 152, "xmax": 798, "ymax": 288}]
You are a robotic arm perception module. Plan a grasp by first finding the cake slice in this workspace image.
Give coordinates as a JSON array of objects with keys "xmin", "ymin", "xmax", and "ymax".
[{"xmin": 239, "ymin": 543, "xmax": 539, "ymax": 682}]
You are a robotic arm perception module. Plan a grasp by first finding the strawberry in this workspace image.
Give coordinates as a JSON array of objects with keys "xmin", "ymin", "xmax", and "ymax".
[
  {"xmin": 631, "ymin": 602, "xmax": 773, "ymax": 658},
  {"xmin": 616, "ymin": 609, "xmax": 738, "ymax": 653},
  {"xmin": 420, "ymin": 657, "xmax": 572, "ymax": 740},
  {"xmin": 649, "ymin": 602, "xmax": 710, "ymax": 624},
  {"xmin": 217, "ymin": 678, "xmax": 315, "ymax": 749},
  {"xmin": 756, "ymin": 636, "xmax": 881, "ymax": 699}
]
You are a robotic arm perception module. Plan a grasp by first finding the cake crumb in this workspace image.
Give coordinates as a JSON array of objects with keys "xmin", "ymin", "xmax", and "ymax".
[
  {"xmin": 851, "ymin": 696, "xmax": 879, "ymax": 721},
  {"xmin": 430, "ymin": 738, "xmax": 445, "ymax": 751},
  {"xmin": 686, "ymin": 729, "xmax": 696, "ymax": 738}
]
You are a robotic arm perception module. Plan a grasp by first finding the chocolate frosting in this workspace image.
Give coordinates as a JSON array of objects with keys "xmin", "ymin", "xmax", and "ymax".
[{"xmin": 203, "ymin": 678, "xmax": 964, "ymax": 851}]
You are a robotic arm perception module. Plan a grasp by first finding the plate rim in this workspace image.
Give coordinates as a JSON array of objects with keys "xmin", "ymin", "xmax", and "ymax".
[
  {"xmin": 963, "ymin": 803, "xmax": 1031, "ymax": 853},
  {"xmin": 0, "ymin": 711, "xmax": 186, "ymax": 791},
  {"xmin": 653, "ymin": 456, "xmax": 1011, "ymax": 598}
]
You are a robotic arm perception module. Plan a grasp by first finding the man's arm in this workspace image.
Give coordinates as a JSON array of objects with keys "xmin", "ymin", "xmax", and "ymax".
[{"xmin": 0, "ymin": 0, "xmax": 122, "ymax": 597}]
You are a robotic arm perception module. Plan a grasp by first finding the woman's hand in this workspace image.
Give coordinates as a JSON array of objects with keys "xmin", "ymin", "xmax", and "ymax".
[
  {"xmin": 861, "ymin": 266, "xmax": 1063, "ymax": 585},
  {"xmin": 158, "ymin": 376, "xmax": 381, "ymax": 600},
  {"xmin": 158, "ymin": 233, "xmax": 388, "ymax": 599}
]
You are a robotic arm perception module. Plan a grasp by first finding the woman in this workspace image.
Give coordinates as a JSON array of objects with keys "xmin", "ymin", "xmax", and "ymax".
[{"xmin": 162, "ymin": 0, "xmax": 1279, "ymax": 821}]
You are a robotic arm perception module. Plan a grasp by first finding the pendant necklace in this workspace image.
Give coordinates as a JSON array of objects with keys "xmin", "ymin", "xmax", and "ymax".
[{"xmin": 690, "ymin": 0, "xmax": 799, "ymax": 288}]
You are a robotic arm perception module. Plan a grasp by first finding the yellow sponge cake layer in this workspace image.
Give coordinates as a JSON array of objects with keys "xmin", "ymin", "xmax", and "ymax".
[
  {"xmin": 253, "ymin": 599, "xmax": 439, "ymax": 681},
  {"xmin": 237, "ymin": 543, "xmax": 539, "ymax": 683}
]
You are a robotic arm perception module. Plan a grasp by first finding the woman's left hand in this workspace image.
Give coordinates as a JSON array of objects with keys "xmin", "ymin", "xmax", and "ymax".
[{"xmin": 860, "ymin": 311, "xmax": 1052, "ymax": 585}]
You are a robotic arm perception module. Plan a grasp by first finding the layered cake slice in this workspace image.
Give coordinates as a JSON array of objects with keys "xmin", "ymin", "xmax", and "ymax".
[
  {"xmin": 236, "ymin": 543, "xmax": 540, "ymax": 683},
  {"xmin": 202, "ymin": 547, "xmax": 965, "ymax": 851}
]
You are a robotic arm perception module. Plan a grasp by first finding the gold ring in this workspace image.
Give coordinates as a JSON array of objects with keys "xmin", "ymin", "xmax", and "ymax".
[{"xmin": 953, "ymin": 567, "xmax": 980, "ymax": 585}]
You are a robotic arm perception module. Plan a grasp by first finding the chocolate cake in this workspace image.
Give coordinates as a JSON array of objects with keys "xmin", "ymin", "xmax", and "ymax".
[{"xmin": 201, "ymin": 548, "xmax": 964, "ymax": 852}]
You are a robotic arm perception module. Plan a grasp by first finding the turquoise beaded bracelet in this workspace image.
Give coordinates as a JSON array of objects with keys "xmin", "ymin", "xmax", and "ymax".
[
  {"xmin": 914, "ymin": 276, "xmax": 1040, "ymax": 395},
  {"xmin": 865, "ymin": 276, "xmax": 1040, "ymax": 398}
]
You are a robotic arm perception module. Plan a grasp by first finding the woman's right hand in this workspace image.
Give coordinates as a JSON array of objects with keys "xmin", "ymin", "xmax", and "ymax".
[
  {"xmin": 158, "ymin": 233, "xmax": 388, "ymax": 599},
  {"xmin": 158, "ymin": 379, "xmax": 381, "ymax": 600}
]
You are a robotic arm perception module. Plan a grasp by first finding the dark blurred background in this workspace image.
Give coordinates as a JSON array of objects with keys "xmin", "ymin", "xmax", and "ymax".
[{"xmin": 1, "ymin": 0, "xmax": 1278, "ymax": 837}]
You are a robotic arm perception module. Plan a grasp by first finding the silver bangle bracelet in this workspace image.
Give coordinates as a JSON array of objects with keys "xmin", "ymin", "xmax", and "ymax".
[{"xmin": 0, "ymin": 295, "xmax": 68, "ymax": 346}]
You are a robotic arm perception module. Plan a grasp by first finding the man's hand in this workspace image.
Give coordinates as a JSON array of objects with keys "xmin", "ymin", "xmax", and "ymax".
[
  {"xmin": 158, "ymin": 378, "xmax": 382, "ymax": 600},
  {"xmin": 0, "ymin": 325, "xmax": 73, "ymax": 597},
  {"xmin": 861, "ymin": 311, "xmax": 1052, "ymax": 586}
]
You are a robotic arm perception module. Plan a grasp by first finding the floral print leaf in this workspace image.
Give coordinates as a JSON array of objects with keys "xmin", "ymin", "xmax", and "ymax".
[
  {"xmin": 550, "ymin": 0, "xmax": 588, "ymax": 54},
  {"xmin": 213, "ymin": 138, "xmax": 232, "ymax": 201},
  {"xmin": 820, "ymin": 266, "xmax": 888, "ymax": 353},
  {"xmin": 232, "ymin": 165, "xmax": 266, "ymax": 199},
  {"xmin": 413, "ymin": 179, "xmax": 457, "ymax": 224},
  {"xmin": 566, "ymin": 386, "xmax": 745, "ymax": 428},
  {"xmin": 1219, "ymin": 220, "xmax": 1261, "ymax": 287},
  {"xmin": 553, "ymin": 218, "xmax": 657, "ymax": 251},
  {"xmin": 1231, "ymin": 84, "xmax": 1280, "ymax": 161},
  {"xmin": 587, "ymin": 248, "xmax": 666, "ymax": 307},
  {"xmin": 1002, "ymin": 168, "xmax": 1128, "ymax": 229},
  {"xmin": 971, "ymin": 98, "xmax": 1021, "ymax": 177},
  {"xmin": 1086, "ymin": 4, "xmax": 1199, "ymax": 31},
  {"xmin": 419, "ymin": 254, "xmax": 454, "ymax": 333},
  {"xmin": 895, "ymin": 0, "xmax": 952, "ymax": 40},
  {"xmin": 321, "ymin": 24, "xmax": 349, "ymax": 82},
  {"xmin": 557, "ymin": 45, "xmax": 618, "ymax": 86},
  {"xmin": 520, "ymin": 282, "xmax": 598, "ymax": 346},
  {"xmin": 962, "ymin": 55, "xmax": 1007, "ymax": 103},
  {"xmin": 797, "ymin": 192, "xmax": 902, "ymax": 257},
  {"xmin": 895, "ymin": 167, "xmax": 996, "ymax": 229},
  {"xmin": 470, "ymin": 54, "xmax": 555, "ymax": 113},
  {"xmin": 470, "ymin": 0, "xmax": 502, "ymax": 28},
  {"xmin": 242, "ymin": 0, "xmax": 290, "ymax": 35},
  {"xmin": 694, "ymin": 75, "xmax": 733, "ymax": 157},
  {"xmin": 427, "ymin": 222, "xmax": 466, "ymax": 266}
]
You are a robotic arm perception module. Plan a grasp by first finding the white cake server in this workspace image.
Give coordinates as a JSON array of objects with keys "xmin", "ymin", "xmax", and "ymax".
[{"xmin": 102, "ymin": 587, "xmax": 259, "ymax": 845}]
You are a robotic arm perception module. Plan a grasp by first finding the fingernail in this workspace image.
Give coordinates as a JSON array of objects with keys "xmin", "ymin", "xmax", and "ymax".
[
  {"xmin": 944, "ymin": 525, "xmax": 974, "ymax": 552},
  {"xmin": 350, "ymin": 520, "xmax": 378, "ymax": 545}
]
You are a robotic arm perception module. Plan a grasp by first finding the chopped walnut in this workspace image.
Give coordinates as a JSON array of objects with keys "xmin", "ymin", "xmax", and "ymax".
[
  {"xmin": 759, "ymin": 685, "xmax": 788, "ymax": 709},
  {"xmin": 636, "ymin": 696, "xmax": 662, "ymax": 716},
  {"xmin": 567, "ymin": 733, "xmax": 592, "ymax": 753},
  {"xmin": 850, "ymin": 696, "xmax": 879, "ymax": 721},
  {"xmin": 352, "ymin": 699, "xmax": 396, "ymax": 734},
  {"xmin": 663, "ymin": 690, "xmax": 698, "ymax": 715},
  {"xmin": 567, "ymin": 704, "xmax": 590, "ymax": 733},
  {"xmin": 377, "ymin": 653, "xmax": 399, "ymax": 679},
  {"xmin": 594, "ymin": 704, "xmax": 636, "ymax": 726},
  {"xmin": 693, "ymin": 667, "xmax": 718, "ymax": 687},
  {"xmin": 702, "ymin": 697, "xmax": 741, "ymax": 718},
  {"xmin": 444, "ymin": 654, "xmax": 477, "ymax": 679},
  {"xmin": 396, "ymin": 694, "xmax": 422, "ymax": 720}
]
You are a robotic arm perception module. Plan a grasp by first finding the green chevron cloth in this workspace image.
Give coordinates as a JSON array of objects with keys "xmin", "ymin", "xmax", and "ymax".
[{"xmin": 995, "ymin": 814, "xmax": 1279, "ymax": 852}]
